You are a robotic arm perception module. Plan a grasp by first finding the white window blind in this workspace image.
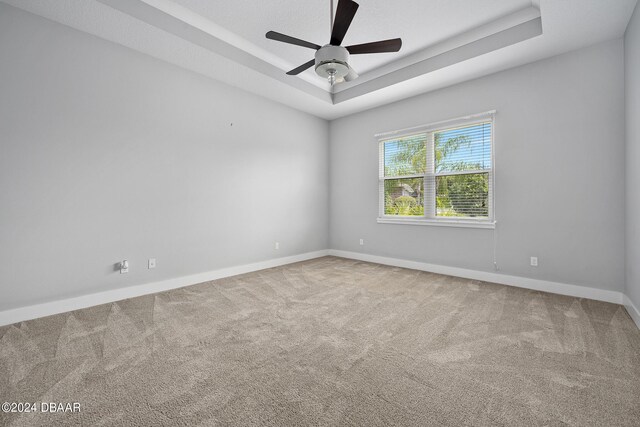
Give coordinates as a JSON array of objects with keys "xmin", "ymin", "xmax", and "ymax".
[{"xmin": 378, "ymin": 113, "xmax": 494, "ymax": 226}]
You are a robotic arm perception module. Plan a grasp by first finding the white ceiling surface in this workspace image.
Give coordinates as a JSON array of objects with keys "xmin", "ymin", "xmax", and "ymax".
[
  {"xmin": 2, "ymin": 0, "xmax": 637, "ymax": 120},
  {"xmin": 174, "ymin": 0, "xmax": 532, "ymax": 76}
]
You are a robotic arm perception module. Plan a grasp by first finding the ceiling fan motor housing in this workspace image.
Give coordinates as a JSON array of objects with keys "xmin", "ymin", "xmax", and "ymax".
[{"xmin": 315, "ymin": 45, "xmax": 350, "ymax": 80}]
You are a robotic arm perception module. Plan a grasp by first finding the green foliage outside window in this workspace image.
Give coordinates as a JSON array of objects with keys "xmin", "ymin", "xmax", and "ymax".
[
  {"xmin": 383, "ymin": 126, "xmax": 490, "ymax": 218},
  {"xmin": 436, "ymin": 173, "xmax": 488, "ymax": 217}
]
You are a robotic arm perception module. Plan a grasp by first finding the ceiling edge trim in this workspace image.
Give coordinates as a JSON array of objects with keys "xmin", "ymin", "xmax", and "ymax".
[
  {"xmin": 332, "ymin": 16, "xmax": 543, "ymax": 104},
  {"xmin": 96, "ymin": 0, "xmax": 332, "ymax": 103}
]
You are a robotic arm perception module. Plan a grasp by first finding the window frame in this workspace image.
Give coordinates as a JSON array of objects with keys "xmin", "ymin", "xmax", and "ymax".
[{"xmin": 377, "ymin": 112, "xmax": 496, "ymax": 229}]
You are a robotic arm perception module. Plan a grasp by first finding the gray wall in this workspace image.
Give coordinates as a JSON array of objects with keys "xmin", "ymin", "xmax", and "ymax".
[
  {"xmin": 626, "ymin": 2, "xmax": 640, "ymax": 307},
  {"xmin": 330, "ymin": 39, "xmax": 625, "ymax": 292},
  {"xmin": 0, "ymin": 4, "xmax": 329, "ymax": 311},
  {"xmin": 0, "ymin": 3, "xmax": 631, "ymax": 313}
]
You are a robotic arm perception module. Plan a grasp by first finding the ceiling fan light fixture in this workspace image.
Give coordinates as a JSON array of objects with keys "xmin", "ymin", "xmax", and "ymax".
[
  {"xmin": 315, "ymin": 44, "xmax": 350, "ymax": 85},
  {"xmin": 316, "ymin": 61, "xmax": 349, "ymax": 84}
]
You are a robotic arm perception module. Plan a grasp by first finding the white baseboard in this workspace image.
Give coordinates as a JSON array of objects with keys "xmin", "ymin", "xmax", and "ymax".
[
  {"xmin": 0, "ymin": 250, "xmax": 329, "ymax": 327},
  {"xmin": 328, "ymin": 250, "xmax": 624, "ymax": 305},
  {"xmin": 3, "ymin": 249, "xmax": 637, "ymax": 331},
  {"xmin": 623, "ymin": 294, "xmax": 640, "ymax": 330}
]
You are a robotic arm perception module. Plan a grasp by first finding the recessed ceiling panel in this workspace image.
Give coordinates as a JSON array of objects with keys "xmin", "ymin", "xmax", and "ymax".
[
  {"xmin": 173, "ymin": 0, "xmax": 532, "ymax": 76},
  {"xmin": 2, "ymin": 0, "xmax": 637, "ymax": 119}
]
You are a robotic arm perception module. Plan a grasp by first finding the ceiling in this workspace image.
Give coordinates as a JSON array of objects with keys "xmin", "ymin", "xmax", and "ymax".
[
  {"xmin": 2, "ymin": 0, "xmax": 637, "ymax": 119},
  {"xmin": 175, "ymin": 0, "xmax": 533, "ymax": 76}
]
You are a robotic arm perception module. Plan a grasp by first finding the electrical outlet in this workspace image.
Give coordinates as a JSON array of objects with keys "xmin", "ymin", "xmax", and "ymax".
[
  {"xmin": 120, "ymin": 260, "xmax": 129, "ymax": 274},
  {"xmin": 275, "ymin": 242, "xmax": 279, "ymax": 250},
  {"xmin": 359, "ymin": 239, "xmax": 364, "ymax": 246},
  {"xmin": 148, "ymin": 258, "xmax": 156, "ymax": 269},
  {"xmin": 530, "ymin": 256, "xmax": 538, "ymax": 267}
]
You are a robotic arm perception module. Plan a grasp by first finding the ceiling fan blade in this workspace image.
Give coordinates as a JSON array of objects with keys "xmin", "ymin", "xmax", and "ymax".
[
  {"xmin": 330, "ymin": 0, "xmax": 359, "ymax": 46},
  {"xmin": 286, "ymin": 59, "xmax": 316, "ymax": 75},
  {"xmin": 346, "ymin": 38, "xmax": 402, "ymax": 54},
  {"xmin": 266, "ymin": 31, "xmax": 321, "ymax": 50}
]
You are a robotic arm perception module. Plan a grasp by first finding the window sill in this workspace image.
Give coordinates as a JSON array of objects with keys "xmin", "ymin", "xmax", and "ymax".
[{"xmin": 377, "ymin": 217, "xmax": 496, "ymax": 229}]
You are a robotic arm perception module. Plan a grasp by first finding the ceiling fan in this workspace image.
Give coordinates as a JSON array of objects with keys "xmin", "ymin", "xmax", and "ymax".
[{"xmin": 265, "ymin": 0, "xmax": 402, "ymax": 85}]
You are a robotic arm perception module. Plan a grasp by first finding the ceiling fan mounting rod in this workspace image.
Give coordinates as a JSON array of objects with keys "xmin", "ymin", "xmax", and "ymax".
[{"xmin": 330, "ymin": 0, "xmax": 334, "ymax": 35}]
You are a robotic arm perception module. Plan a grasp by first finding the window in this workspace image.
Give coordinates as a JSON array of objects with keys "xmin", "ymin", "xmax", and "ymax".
[{"xmin": 378, "ymin": 112, "xmax": 494, "ymax": 228}]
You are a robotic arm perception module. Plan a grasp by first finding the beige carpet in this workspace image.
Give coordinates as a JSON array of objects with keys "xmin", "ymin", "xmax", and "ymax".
[{"xmin": 1, "ymin": 256, "xmax": 639, "ymax": 426}]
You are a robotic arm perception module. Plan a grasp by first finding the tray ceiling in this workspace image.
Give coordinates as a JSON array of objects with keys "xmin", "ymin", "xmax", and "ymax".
[{"xmin": 1, "ymin": 0, "xmax": 637, "ymax": 119}]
